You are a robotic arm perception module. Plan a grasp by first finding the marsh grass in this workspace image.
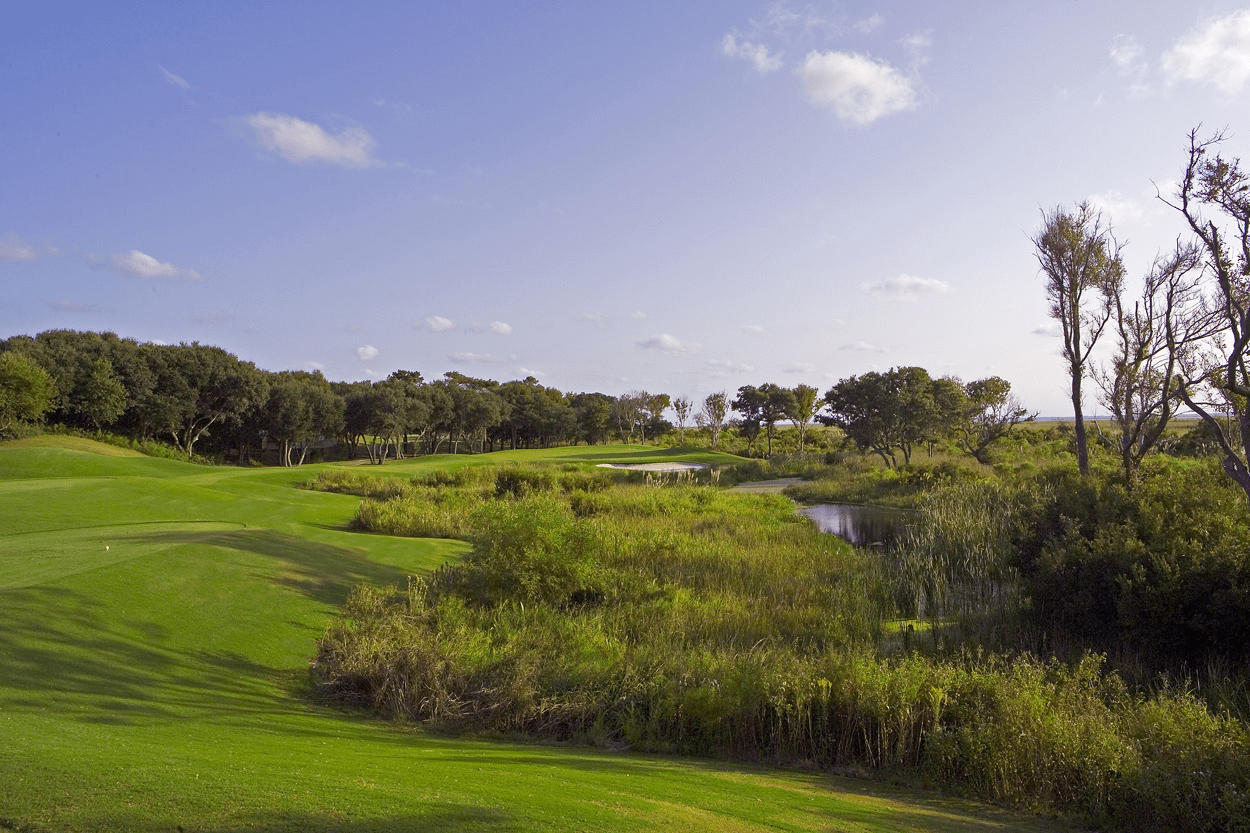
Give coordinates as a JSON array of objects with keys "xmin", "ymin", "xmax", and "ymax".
[{"xmin": 315, "ymin": 468, "xmax": 1250, "ymax": 831}]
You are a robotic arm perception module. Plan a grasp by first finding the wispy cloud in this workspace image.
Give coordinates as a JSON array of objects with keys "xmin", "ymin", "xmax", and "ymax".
[
  {"xmin": 1162, "ymin": 9, "xmax": 1250, "ymax": 93},
  {"xmin": 637, "ymin": 334, "xmax": 702, "ymax": 356},
  {"xmin": 158, "ymin": 65, "xmax": 191, "ymax": 90},
  {"xmin": 861, "ymin": 274, "xmax": 949, "ymax": 302},
  {"xmin": 245, "ymin": 113, "xmax": 379, "ymax": 168},
  {"xmin": 490, "ymin": 321, "xmax": 512, "ymax": 335},
  {"xmin": 0, "ymin": 233, "xmax": 39, "ymax": 262},
  {"xmin": 798, "ymin": 51, "xmax": 918, "ymax": 124},
  {"xmin": 630, "ymin": 310, "xmax": 648, "ymax": 320},
  {"xmin": 306, "ymin": 361, "xmax": 326, "ymax": 372},
  {"xmin": 706, "ymin": 358, "xmax": 754, "ymax": 374},
  {"xmin": 853, "ymin": 14, "xmax": 885, "ymax": 35},
  {"xmin": 579, "ymin": 312, "xmax": 609, "ymax": 328},
  {"xmin": 839, "ymin": 341, "xmax": 887, "ymax": 353},
  {"xmin": 722, "ymin": 33, "xmax": 783, "ymax": 73},
  {"xmin": 784, "ymin": 363, "xmax": 816, "ymax": 373},
  {"xmin": 103, "ymin": 250, "xmax": 201, "ymax": 281},
  {"xmin": 450, "ymin": 352, "xmax": 515, "ymax": 364},
  {"xmin": 1110, "ymin": 34, "xmax": 1151, "ymax": 95},
  {"xmin": 1032, "ymin": 321, "xmax": 1062, "ymax": 337},
  {"xmin": 357, "ymin": 345, "xmax": 379, "ymax": 360},
  {"xmin": 46, "ymin": 299, "xmax": 101, "ymax": 313},
  {"xmin": 426, "ymin": 315, "xmax": 455, "ymax": 332},
  {"xmin": 743, "ymin": 324, "xmax": 765, "ymax": 334}
]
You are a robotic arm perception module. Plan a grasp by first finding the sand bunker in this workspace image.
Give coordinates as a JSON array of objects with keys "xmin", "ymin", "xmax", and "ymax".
[{"xmin": 595, "ymin": 462, "xmax": 708, "ymax": 472}]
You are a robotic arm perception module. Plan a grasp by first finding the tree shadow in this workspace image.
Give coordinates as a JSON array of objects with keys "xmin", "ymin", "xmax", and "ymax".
[{"xmin": 122, "ymin": 528, "xmax": 419, "ymax": 607}]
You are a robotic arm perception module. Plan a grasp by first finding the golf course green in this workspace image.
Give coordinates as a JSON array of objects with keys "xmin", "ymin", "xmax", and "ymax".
[{"xmin": 0, "ymin": 438, "xmax": 1076, "ymax": 832}]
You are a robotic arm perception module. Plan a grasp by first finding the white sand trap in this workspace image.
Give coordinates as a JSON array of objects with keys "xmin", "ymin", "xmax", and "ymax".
[{"xmin": 596, "ymin": 461, "xmax": 708, "ymax": 472}]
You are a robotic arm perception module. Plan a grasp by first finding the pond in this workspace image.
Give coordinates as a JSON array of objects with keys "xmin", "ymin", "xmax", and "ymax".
[{"xmin": 798, "ymin": 503, "xmax": 914, "ymax": 549}]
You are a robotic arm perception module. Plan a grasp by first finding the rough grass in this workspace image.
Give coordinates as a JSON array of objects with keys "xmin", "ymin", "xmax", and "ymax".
[{"xmin": 0, "ymin": 437, "xmax": 1073, "ymax": 833}]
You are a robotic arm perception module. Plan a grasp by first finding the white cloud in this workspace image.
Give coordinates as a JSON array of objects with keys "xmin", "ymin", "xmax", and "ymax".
[
  {"xmin": 158, "ymin": 65, "xmax": 191, "ymax": 90},
  {"xmin": 490, "ymin": 320, "xmax": 512, "ymax": 335},
  {"xmin": 306, "ymin": 361, "xmax": 326, "ymax": 372},
  {"xmin": 637, "ymin": 334, "xmax": 702, "ymax": 356},
  {"xmin": 426, "ymin": 315, "xmax": 455, "ymax": 332},
  {"xmin": 518, "ymin": 367, "xmax": 545, "ymax": 378},
  {"xmin": 798, "ymin": 51, "xmax": 918, "ymax": 124},
  {"xmin": 1087, "ymin": 190, "xmax": 1146, "ymax": 222},
  {"xmin": 861, "ymin": 274, "xmax": 950, "ymax": 302},
  {"xmin": 722, "ymin": 33, "xmax": 783, "ymax": 73},
  {"xmin": 1110, "ymin": 34, "xmax": 1152, "ymax": 95},
  {"xmin": 901, "ymin": 31, "xmax": 932, "ymax": 60},
  {"xmin": 1032, "ymin": 321, "xmax": 1062, "ymax": 337},
  {"xmin": 630, "ymin": 310, "xmax": 647, "ymax": 319},
  {"xmin": 0, "ymin": 233, "xmax": 39, "ymax": 262},
  {"xmin": 107, "ymin": 250, "xmax": 201, "ymax": 281},
  {"xmin": 785, "ymin": 363, "xmax": 816, "ymax": 374},
  {"xmin": 742, "ymin": 324, "xmax": 765, "ymax": 334},
  {"xmin": 579, "ymin": 312, "xmax": 609, "ymax": 327},
  {"xmin": 451, "ymin": 352, "xmax": 515, "ymax": 364},
  {"xmin": 706, "ymin": 358, "xmax": 754, "ymax": 374},
  {"xmin": 246, "ymin": 112, "xmax": 379, "ymax": 168},
  {"xmin": 1162, "ymin": 10, "xmax": 1250, "ymax": 93},
  {"xmin": 839, "ymin": 341, "xmax": 887, "ymax": 353},
  {"xmin": 853, "ymin": 14, "xmax": 885, "ymax": 34},
  {"xmin": 357, "ymin": 345, "xmax": 379, "ymax": 360}
]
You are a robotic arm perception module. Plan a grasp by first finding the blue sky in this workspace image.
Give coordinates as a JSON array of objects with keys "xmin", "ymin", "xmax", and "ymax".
[{"xmin": 4, "ymin": 1, "xmax": 1250, "ymax": 415}]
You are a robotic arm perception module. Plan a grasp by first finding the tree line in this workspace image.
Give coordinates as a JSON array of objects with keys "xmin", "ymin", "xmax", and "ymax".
[{"xmin": 0, "ymin": 327, "xmax": 1034, "ymax": 468}]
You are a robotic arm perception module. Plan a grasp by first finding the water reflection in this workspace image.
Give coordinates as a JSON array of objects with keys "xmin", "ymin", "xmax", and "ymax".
[{"xmin": 799, "ymin": 503, "xmax": 912, "ymax": 549}]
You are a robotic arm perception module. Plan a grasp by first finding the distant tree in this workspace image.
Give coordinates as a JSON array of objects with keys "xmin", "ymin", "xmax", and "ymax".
[
  {"xmin": 697, "ymin": 391, "xmax": 729, "ymax": 450},
  {"xmin": 672, "ymin": 395, "xmax": 693, "ymax": 444},
  {"xmin": 955, "ymin": 377, "xmax": 1035, "ymax": 464},
  {"xmin": 643, "ymin": 392, "xmax": 671, "ymax": 440},
  {"xmin": 78, "ymin": 358, "xmax": 127, "ymax": 430},
  {"xmin": 1033, "ymin": 201, "xmax": 1125, "ymax": 476},
  {"xmin": 823, "ymin": 367, "xmax": 958, "ymax": 467},
  {"xmin": 264, "ymin": 371, "xmax": 344, "ymax": 466},
  {"xmin": 159, "ymin": 344, "xmax": 267, "ymax": 460},
  {"xmin": 0, "ymin": 352, "xmax": 55, "ymax": 437},
  {"xmin": 731, "ymin": 385, "xmax": 765, "ymax": 455},
  {"xmin": 570, "ymin": 392, "xmax": 614, "ymax": 445},
  {"xmin": 786, "ymin": 384, "xmax": 820, "ymax": 453},
  {"xmin": 758, "ymin": 383, "xmax": 794, "ymax": 456}
]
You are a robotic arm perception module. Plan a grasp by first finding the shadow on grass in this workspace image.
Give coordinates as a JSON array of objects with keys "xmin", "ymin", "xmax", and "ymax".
[
  {"xmin": 0, "ymin": 528, "xmax": 428, "ymax": 727},
  {"xmin": 124, "ymin": 528, "xmax": 420, "ymax": 607},
  {"xmin": 1, "ymin": 804, "xmax": 518, "ymax": 833}
]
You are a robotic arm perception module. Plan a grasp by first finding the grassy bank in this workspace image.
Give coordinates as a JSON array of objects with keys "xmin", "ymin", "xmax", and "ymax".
[{"xmin": 0, "ymin": 437, "xmax": 1072, "ymax": 832}]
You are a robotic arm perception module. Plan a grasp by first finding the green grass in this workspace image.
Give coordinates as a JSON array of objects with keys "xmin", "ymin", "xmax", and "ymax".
[{"xmin": 0, "ymin": 437, "xmax": 1076, "ymax": 832}]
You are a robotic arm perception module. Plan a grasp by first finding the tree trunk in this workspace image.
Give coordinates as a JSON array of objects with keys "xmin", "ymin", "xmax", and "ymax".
[{"xmin": 1071, "ymin": 371, "xmax": 1090, "ymax": 476}]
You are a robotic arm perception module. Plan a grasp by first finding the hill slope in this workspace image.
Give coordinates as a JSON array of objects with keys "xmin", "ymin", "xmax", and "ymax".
[{"xmin": 0, "ymin": 444, "xmax": 1074, "ymax": 832}]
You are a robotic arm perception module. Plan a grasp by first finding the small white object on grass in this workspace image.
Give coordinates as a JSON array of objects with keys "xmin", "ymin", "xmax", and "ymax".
[{"xmin": 105, "ymin": 545, "xmax": 109, "ymax": 550}]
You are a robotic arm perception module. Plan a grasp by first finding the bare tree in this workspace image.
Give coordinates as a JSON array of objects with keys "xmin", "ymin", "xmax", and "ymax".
[
  {"xmin": 1093, "ymin": 240, "xmax": 1218, "ymax": 485},
  {"xmin": 696, "ymin": 391, "xmax": 728, "ymax": 450},
  {"xmin": 1162, "ymin": 128, "xmax": 1250, "ymax": 501},
  {"xmin": 1033, "ymin": 201, "xmax": 1125, "ymax": 475},
  {"xmin": 672, "ymin": 395, "xmax": 692, "ymax": 444}
]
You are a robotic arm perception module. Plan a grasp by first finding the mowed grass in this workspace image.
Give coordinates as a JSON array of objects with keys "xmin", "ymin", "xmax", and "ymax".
[{"xmin": 0, "ymin": 439, "xmax": 1077, "ymax": 832}]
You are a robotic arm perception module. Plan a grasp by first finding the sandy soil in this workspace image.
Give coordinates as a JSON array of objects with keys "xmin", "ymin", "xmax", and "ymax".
[{"xmin": 595, "ymin": 462, "xmax": 708, "ymax": 472}]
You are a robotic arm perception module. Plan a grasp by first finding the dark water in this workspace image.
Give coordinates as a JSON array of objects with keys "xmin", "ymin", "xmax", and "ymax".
[{"xmin": 799, "ymin": 503, "xmax": 912, "ymax": 548}]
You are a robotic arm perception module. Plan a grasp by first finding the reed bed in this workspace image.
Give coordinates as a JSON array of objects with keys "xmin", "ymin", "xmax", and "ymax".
[{"xmin": 313, "ymin": 465, "xmax": 1250, "ymax": 832}]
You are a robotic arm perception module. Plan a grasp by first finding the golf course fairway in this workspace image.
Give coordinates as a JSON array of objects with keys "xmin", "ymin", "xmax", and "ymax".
[{"xmin": 0, "ymin": 438, "xmax": 1078, "ymax": 832}]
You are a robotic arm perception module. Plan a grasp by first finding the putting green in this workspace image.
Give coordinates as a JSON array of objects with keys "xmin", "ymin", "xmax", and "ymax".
[{"xmin": 0, "ymin": 439, "xmax": 1077, "ymax": 832}]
